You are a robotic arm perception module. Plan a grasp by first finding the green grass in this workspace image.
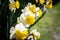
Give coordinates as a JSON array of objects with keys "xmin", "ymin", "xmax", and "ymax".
[{"xmin": 30, "ymin": 3, "xmax": 60, "ymax": 40}]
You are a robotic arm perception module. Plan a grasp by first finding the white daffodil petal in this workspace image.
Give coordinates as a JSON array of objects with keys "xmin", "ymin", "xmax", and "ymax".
[
  {"xmin": 25, "ymin": 24, "xmax": 30, "ymax": 28},
  {"xmin": 31, "ymin": 29, "xmax": 37, "ymax": 34},
  {"xmin": 15, "ymin": 23, "xmax": 25, "ymax": 30},
  {"xmin": 46, "ymin": 2, "xmax": 49, "ymax": 5},
  {"xmin": 9, "ymin": 5, "xmax": 16, "ymax": 12},
  {"xmin": 43, "ymin": 5, "xmax": 46, "ymax": 13},
  {"xmin": 27, "ymin": 3, "xmax": 32, "ymax": 7},
  {"xmin": 34, "ymin": 32, "xmax": 40, "ymax": 36},
  {"xmin": 36, "ymin": 12, "xmax": 39, "ymax": 17},
  {"xmin": 36, "ymin": 7, "xmax": 40, "ymax": 11},
  {"xmin": 20, "ymin": 14, "xmax": 26, "ymax": 25},
  {"xmin": 10, "ymin": 31, "xmax": 15, "ymax": 39},
  {"xmin": 9, "ymin": 0, "xmax": 15, "ymax": 3},
  {"xmin": 10, "ymin": 27, "xmax": 15, "ymax": 34},
  {"xmin": 15, "ymin": 23, "xmax": 28, "ymax": 32}
]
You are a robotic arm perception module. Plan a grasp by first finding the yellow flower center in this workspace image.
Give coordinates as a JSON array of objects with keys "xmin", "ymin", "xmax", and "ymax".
[
  {"xmin": 39, "ymin": 0, "xmax": 45, "ymax": 4},
  {"xmin": 25, "ymin": 16, "xmax": 35, "ymax": 24},
  {"xmin": 15, "ymin": 30, "xmax": 28, "ymax": 40},
  {"xmin": 15, "ymin": 0, "xmax": 20, "ymax": 9},
  {"xmin": 38, "ymin": 10, "xmax": 42, "ymax": 17},
  {"xmin": 29, "ymin": 4, "xmax": 36, "ymax": 13}
]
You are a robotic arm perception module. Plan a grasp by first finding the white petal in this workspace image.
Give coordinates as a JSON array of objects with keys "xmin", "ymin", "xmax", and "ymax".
[
  {"xmin": 43, "ymin": 5, "xmax": 46, "ymax": 13},
  {"xmin": 15, "ymin": 23, "xmax": 25, "ymax": 30},
  {"xmin": 21, "ymin": 9, "xmax": 24, "ymax": 12},
  {"xmin": 36, "ymin": 12, "xmax": 39, "ymax": 17},
  {"xmin": 34, "ymin": 32, "xmax": 40, "ymax": 36},
  {"xmin": 20, "ymin": 14, "xmax": 26, "ymax": 25},
  {"xmin": 46, "ymin": 2, "xmax": 49, "ymax": 5},
  {"xmin": 10, "ymin": 27, "xmax": 15, "ymax": 34},
  {"xmin": 9, "ymin": 5, "xmax": 16, "ymax": 12},
  {"xmin": 27, "ymin": 3, "xmax": 32, "ymax": 7},
  {"xmin": 31, "ymin": 29, "xmax": 37, "ymax": 34},
  {"xmin": 15, "ymin": 23, "xmax": 28, "ymax": 32},
  {"xmin": 25, "ymin": 24, "xmax": 30, "ymax": 28},
  {"xmin": 20, "ymin": 14, "xmax": 25, "ymax": 20},
  {"xmin": 36, "ymin": 7, "xmax": 40, "ymax": 11},
  {"xmin": 9, "ymin": 0, "xmax": 15, "ymax": 3},
  {"xmin": 10, "ymin": 31, "xmax": 15, "ymax": 39}
]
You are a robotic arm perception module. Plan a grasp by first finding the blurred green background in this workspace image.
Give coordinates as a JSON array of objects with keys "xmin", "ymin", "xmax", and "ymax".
[{"xmin": 30, "ymin": 3, "xmax": 60, "ymax": 40}]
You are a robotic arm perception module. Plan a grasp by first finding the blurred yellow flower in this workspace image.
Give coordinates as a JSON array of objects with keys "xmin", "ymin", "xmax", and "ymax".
[
  {"xmin": 15, "ymin": 30, "xmax": 28, "ymax": 40},
  {"xmin": 29, "ymin": 4, "xmax": 36, "ymax": 13},
  {"xmin": 36, "ymin": 0, "xmax": 38, "ymax": 3},
  {"xmin": 9, "ymin": 0, "xmax": 20, "ymax": 9},
  {"xmin": 46, "ymin": 3, "xmax": 53, "ymax": 9},
  {"xmin": 30, "ymin": 29, "xmax": 40, "ymax": 39},
  {"xmin": 25, "ymin": 16, "xmax": 35, "ymax": 24},
  {"xmin": 39, "ymin": 0, "xmax": 45, "ymax": 4},
  {"xmin": 38, "ymin": 10, "xmax": 42, "ymax": 17},
  {"xmin": 15, "ymin": 0, "xmax": 20, "ymax": 9}
]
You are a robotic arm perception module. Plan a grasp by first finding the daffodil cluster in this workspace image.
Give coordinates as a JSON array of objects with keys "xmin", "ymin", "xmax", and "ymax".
[
  {"xmin": 19, "ymin": 3, "xmax": 43, "ymax": 28},
  {"xmin": 10, "ymin": 3, "xmax": 41, "ymax": 40},
  {"xmin": 9, "ymin": 0, "xmax": 53, "ymax": 40}
]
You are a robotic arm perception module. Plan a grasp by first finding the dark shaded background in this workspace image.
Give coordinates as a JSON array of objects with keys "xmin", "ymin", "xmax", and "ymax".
[{"xmin": 0, "ymin": 0, "xmax": 60, "ymax": 40}]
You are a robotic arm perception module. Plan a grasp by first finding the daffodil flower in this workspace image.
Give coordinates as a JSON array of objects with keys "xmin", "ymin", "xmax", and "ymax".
[
  {"xmin": 20, "ymin": 13, "xmax": 35, "ymax": 27},
  {"xmin": 46, "ymin": 0, "xmax": 53, "ymax": 9},
  {"xmin": 9, "ymin": 0, "xmax": 20, "ymax": 12},
  {"xmin": 30, "ymin": 29, "xmax": 40, "ymax": 39},
  {"xmin": 10, "ymin": 23, "xmax": 28, "ymax": 40},
  {"xmin": 46, "ymin": 3, "xmax": 53, "ymax": 9},
  {"xmin": 29, "ymin": 4, "xmax": 36, "ymax": 13}
]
